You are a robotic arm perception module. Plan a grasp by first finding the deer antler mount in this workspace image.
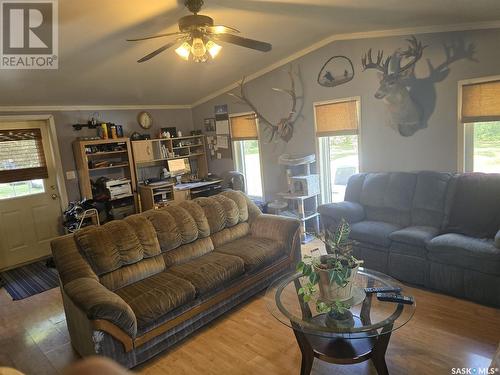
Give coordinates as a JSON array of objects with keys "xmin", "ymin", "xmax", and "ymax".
[{"xmin": 228, "ymin": 67, "xmax": 299, "ymax": 143}]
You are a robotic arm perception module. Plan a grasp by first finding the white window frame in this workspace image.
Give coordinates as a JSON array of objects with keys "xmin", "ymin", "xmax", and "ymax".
[
  {"xmin": 0, "ymin": 114, "xmax": 68, "ymax": 211},
  {"xmin": 313, "ymin": 97, "xmax": 362, "ymax": 204},
  {"xmin": 229, "ymin": 112, "xmax": 266, "ymax": 200},
  {"xmin": 457, "ymin": 74, "xmax": 500, "ymax": 172}
]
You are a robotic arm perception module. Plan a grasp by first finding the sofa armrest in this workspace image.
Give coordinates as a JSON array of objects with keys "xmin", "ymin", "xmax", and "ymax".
[
  {"xmin": 495, "ymin": 230, "xmax": 500, "ymax": 248},
  {"xmin": 318, "ymin": 201, "xmax": 365, "ymax": 224},
  {"xmin": 64, "ymin": 277, "xmax": 137, "ymax": 338},
  {"xmin": 250, "ymin": 214, "xmax": 301, "ymax": 261}
]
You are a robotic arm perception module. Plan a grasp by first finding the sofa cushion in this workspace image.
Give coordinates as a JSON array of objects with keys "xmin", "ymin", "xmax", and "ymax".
[
  {"xmin": 360, "ymin": 173, "xmax": 416, "ymax": 210},
  {"xmin": 360, "ymin": 173, "xmax": 388, "ymax": 207},
  {"xmin": 389, "ymin": 242, "xmax": 427, "ymax": 258},
  {"xmin": 100, "ymin": 255, "xmax": 166, "ymax": 291},
  {"xmin": 115, "ymin": 272, "xmax": 196, "ymax": 329},
  {"xmin": 350, "ymin": 221, "xmax": 401, "ymax": 247},
  {"xmin": 143, "ymin": 209, "xmax": 183, "ymax": 252},
  {"xmin": 166, "ymin": 252, "xmax": 245, "ymax": 295},
  {"xmin": 344, "ymin": 173, "xmax": 366, "ymax": 203},
  {"xmin": 211, "ymin": 223, "xmax": 250, "ymax": 248},
  {"xmin": 163, "ymin": 237, "xmax": 214, "ymax": 267},
  {"xmin": 411, "ymin": 171, "xmax": 453, "ymax": 227},
  {"xmin": 75, "ymin": 221, "xmax": 149, "ymax": 275},
  {"xmin": 389, "ymin": 226, "xmax": 439, "ymax": 247},
  {"xmin": 177, "ymin": 200, "xmax": 211, "ymax": 238},
  {"xmin": 214, "ymin": 236, "xmax": 286, "ymax": 272},
  {"xmin": 428, "ymin": 233, "xmax": 500, "ymax": 275},
  {"xmin": 359, "ymin": 173, "xmax": 415, "ymax": 226},
  {"xmin": 212, "ymin": 194, "xmax": 240, "ymax": 227},
  {"xmin": 318, "ymin": 201, "xmax": 365, "ymax": 224},
  {"xmin": 220, "ymin": 190, "xmax": 250, "ymax": 223},
  {"xmin": 444, "ymin": 173, "xmax": 500, "ymax": 238}
]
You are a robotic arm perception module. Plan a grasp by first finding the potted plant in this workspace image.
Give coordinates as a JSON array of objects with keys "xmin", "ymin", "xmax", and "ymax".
[{"xmin": 296, "ymin": 219, "xmax": 363, "ymax": 327}]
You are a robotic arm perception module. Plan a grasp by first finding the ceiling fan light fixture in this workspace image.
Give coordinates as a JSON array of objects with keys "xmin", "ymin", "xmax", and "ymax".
[
  {"xmin": 175, "ymin": 42, "xmax": 191, "ymax": 60},
  {"xmin": 191, "ymin": 37, "xmax": 206, "ymax": 58},
  {"xmin": 206, "ymin": 40, "xmax": 222, "ymax": 58},
  {"xmin": 128, "ymin": 0, "xmax": 272, "ymax": 63}
]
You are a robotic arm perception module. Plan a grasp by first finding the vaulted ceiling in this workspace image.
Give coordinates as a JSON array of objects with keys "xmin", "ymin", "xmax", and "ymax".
[{"xmin": 2, "ymin": 0, "xmax": 500, "ymax": 107}]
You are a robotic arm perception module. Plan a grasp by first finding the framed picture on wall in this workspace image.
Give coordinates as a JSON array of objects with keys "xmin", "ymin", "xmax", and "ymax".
[{"xmin": 204, "ymin": 118, "xmax": 216, "ymax": 132}]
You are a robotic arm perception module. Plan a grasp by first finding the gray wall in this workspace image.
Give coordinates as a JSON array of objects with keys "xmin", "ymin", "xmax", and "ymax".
[
  {"xmin": 192, "ymin": 28, "xmax": 500, "ymax": 200},
  {"xmin": 2, "ymin": 28, "xmax": 499, "ymax": 204},
  {"xmin": 0, "ymin": 108, "xmax": 194, "ymax": 201}
]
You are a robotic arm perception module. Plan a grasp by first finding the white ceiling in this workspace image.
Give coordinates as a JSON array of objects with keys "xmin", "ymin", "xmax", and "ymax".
[{"xmin": 1, "ymin": 0, "xmax": 500, "ymax": 107}]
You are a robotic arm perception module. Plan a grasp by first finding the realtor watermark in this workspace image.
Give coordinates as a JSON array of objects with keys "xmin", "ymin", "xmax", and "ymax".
[
  {"xmin": 0, "ymin": 0, "xmax": 58, "ymax": 69},
  {"xmin": 451, "ymin": 368, "xmax": 499, "ymax": 374}
]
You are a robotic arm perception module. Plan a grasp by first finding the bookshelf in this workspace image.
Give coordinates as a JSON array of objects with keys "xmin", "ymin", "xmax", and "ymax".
[
  {"xmin": 72, "ymin": 138, "xmax": 138, "ymax": 220},
  {"xmin": 131, "ymin": 135, "xmax": 210, "ymax": 212}
]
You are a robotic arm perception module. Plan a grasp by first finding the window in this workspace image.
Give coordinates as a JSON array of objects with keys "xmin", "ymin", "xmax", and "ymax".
[
  {"xmin": 230, "ymin": 113, "xmax": 263, "ymax": 199},
  {"xmin": 314, "ymin": 98, "xmax": 360, "ymax": 203},
  {"xmin": 0, "ymin": 128, "xmax": 48, "ymax": 200},
  {"xmin": 461, "ymin": 80, "xmax": 500, "ymax": 173}
]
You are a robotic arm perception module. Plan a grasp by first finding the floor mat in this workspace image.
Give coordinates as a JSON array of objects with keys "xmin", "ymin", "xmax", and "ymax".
[{"xmin": 0, "ymin": 260, "xmax": 59, "ymax": 300}]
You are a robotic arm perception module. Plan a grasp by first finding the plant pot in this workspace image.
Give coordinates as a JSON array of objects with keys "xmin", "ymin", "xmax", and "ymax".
[
  {"xmin": 314, "ymin": 257, "xmax": 360, "ymax": 302},
  {"xmin": 325, "ymin": 309, "xmax": 355, "ymax": 329}
]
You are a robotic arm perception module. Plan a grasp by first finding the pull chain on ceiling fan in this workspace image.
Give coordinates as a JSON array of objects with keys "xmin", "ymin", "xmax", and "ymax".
[{"xmin": 127, "ymin": 0, "xmax": 272, "ymax": 63}]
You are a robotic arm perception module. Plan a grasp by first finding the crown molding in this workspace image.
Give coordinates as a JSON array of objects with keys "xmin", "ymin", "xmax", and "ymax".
[
  {"xmin": 191, "ymin": 20, "xmax": 500, "ymax": 108},
  {"xmin": 0, "ymin": 104, "xmax": 192, "ymax": 112}
]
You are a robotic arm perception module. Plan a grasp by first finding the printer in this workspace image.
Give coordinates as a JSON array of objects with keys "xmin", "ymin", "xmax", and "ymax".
[{"xmin": 105, "ymin": 179, "xmax": 132, "ymax": 200}]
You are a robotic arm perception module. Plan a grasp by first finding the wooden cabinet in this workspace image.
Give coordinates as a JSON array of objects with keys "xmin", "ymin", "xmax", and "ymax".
[
  {"xmin": 173, "ymin": 189, "xmax": 190, "ymax": 203},
  {"xmin": 139, "ymin": 182, "xmax": 174, "ymax": 211},
  {"xmin": 131, "ymin": 135, "xmax": 210, "ymax": 211},
  {"xmin": 132, "ymin": 140, "xmax": 154, "ymax": 163},
  {"xmin": 72, "ymin": 138, "xmax": 138, "ymax": 219}
]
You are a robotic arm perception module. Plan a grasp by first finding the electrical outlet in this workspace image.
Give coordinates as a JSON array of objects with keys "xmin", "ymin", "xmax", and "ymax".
[{"xmin": 66, "ymin": 170, "xmax": 76, "ymax": 180}]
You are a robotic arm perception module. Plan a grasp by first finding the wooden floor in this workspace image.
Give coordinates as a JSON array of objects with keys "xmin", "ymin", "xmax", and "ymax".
[{"xmin": 0, "ymin": 240, "xmax": 499, "ymax": 374}]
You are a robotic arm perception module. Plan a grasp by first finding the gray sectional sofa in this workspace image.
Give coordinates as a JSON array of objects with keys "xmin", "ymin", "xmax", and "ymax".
[{"xmin": 318, "ymin": 172, "xmax": 500, "ymax": 307}]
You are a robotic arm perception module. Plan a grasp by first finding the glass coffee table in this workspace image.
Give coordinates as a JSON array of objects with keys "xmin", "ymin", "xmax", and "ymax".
[{"xmin": 266, "ymin": 268, "xmax": 415, "ymax": 375}]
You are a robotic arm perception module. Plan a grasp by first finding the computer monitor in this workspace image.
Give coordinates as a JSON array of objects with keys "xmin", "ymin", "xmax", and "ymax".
[{"xmin": 167, "ymin": 158, "xmax": 191, "ymax": 176}]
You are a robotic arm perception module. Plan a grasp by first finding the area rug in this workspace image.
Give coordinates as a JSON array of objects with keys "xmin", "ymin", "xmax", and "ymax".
[{"xmin": 0, "ymin": 260, "xmax": 59, "ymax": 300}]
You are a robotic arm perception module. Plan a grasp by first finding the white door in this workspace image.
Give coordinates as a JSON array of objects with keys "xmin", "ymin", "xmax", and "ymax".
[{"xmin": 0, "ymin": 120, "xmax": 62, "ymax": 270}]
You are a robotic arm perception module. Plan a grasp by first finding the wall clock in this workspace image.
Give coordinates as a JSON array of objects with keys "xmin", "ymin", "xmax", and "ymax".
[{"xmin": 138, "ymin": 111, "xmax": 153, "ymax": 129}]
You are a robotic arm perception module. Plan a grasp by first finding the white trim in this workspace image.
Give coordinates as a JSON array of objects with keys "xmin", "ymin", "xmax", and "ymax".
[
  {"xmin": 192, "ymin": 21, "xmax": 500, "ymax": 108},
  {"xmin": 0, "ymin": 104, "xmax": 192, "ymax": 112},
  {"xmin": 313, "ymin": 97, "xmax": 362, "ymax": 204},
  {"xmin": 456, "ymin": 74, "xmax": 500, "ymax": 172},
  {"xmin": 0, "ymin": 114, "xmax": 69, "ymax": 211},
  {"xmin": 229, "ymin": 111, "xmax": 266, "ymax": 200}
]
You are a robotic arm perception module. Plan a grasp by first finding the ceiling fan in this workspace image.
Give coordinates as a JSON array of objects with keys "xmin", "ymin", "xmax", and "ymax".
[{"xmin": 127, "ymin": 0, "xmax": 272, "ymax": 63}]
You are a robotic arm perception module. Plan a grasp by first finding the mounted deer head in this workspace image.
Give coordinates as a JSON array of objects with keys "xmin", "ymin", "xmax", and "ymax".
[
  {"xmin": 362, "ymin": 36, "xmax": 426, "ymax": 136},
  {"xmin": 229, "ymin": 66, "xmax": 299, "ymax": 142}
]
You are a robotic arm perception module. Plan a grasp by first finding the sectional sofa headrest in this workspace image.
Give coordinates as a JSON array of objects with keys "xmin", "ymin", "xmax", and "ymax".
[
  {"xmin": 74, "ymin": 217, "xmax": 161, "ymax": 276},
  {"xmin": 360, "ymin": 172, "xmax": 417, "ymax": 211},
  {"xmin": 73, "ymin": 191, "xmax": 257, "ymax": 274}
]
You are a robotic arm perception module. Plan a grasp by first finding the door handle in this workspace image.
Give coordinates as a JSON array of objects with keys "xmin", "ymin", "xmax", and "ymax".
[{"xmin": 51, "ymin": 194, "xmax": 58, "ymax": 200}]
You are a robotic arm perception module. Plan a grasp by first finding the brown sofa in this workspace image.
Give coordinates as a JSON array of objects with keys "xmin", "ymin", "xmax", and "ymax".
[{"xmin": 51, "ymin": 191, "xmax": 301, "ymax": 368}]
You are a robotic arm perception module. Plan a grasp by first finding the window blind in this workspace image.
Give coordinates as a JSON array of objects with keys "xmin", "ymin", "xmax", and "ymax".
[
  {"xmin": 315, "ymin": 99, "xmax": 358, "ymax": 137},
  {"xmin": 461, "ymin": 80, "xmax": 500, "ymax": 123},
  {"xmin": 0, "ymin": 128, "xmax": 49, "ymax": 183},
  {"xmin": 230, "ymin": 114, "xmax": 258, "ymax": 140}
]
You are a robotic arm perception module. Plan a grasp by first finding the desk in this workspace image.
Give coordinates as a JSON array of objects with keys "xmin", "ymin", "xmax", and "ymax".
[{"xmin": 173, "ymin": 179, "xmax": 223, "ymax": 202}]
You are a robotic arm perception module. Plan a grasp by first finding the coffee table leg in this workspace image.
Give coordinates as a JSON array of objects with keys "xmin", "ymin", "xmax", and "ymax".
[
  {"xmin": 293, "ymin": 329, "xmax": 314, "ymax": 375},
  {"xmin": 370, "ymin": 325, "xmax": 393, "ymax": 375}
]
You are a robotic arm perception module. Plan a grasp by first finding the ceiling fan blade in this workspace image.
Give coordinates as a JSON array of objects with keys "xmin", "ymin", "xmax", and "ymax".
[
  {"xmin": 215, "ymin": 33, "xmax": 271, "ymax": 52},
  {"xmin": 127, "ymin": 32, "xmax": 184, "ymax": 42},
  {"xmin": 207, "ymin": 25, "xmax": 240, "ymax": 34},
  {"xmin": 137, "ymin": 41, "xmax": 178, "ymax": 63}
]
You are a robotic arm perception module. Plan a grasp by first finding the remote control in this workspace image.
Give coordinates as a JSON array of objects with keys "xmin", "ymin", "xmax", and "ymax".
[
  {"xmin": 376, "ymin": 293, "xmax": 414, "ymax": 304},
  {"xmin": 364, "ymin": 286, "xmax": 402, "ymax": 294}
]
